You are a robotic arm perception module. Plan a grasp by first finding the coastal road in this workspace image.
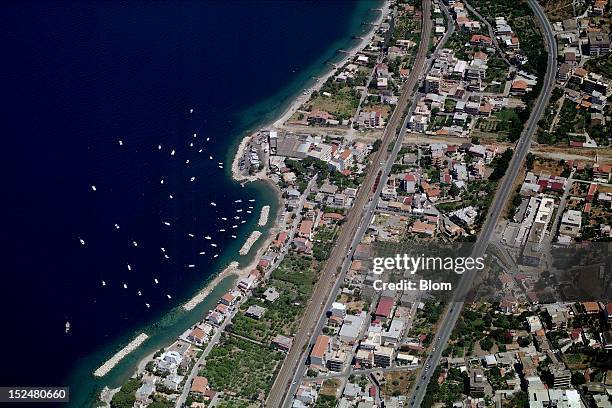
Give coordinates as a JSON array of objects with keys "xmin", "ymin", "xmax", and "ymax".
[
  {"xmin": 408, "ymin": 1, "xmax": 557, "ymax": 406},
  {"xmin": 265, "ymin": 1, "xmax": 434, "ymax": 406}
]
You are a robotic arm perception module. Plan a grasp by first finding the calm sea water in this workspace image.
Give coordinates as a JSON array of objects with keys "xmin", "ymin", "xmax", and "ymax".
[{"xmin": 0, "ymin": 0, "xmax": 379, "ymax": 405}]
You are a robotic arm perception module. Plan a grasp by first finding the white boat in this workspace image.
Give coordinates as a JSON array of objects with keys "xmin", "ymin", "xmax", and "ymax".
[
  {"xmin": 102, "ymin": 280, "xmax": 106, "ymax": 286},
  {"xmin": 248, "ymin": 206, "xmax": 253, "ymax": 209},
  {"xmin": 210, "ymin": 243, "xmax": 217, "ymax": 247},
  {"xmin": 160, "ymin": 179, "xmax": 164, "ymax": 184},
  {"xmin": 234, "ymin": 199, "xmax": 242, "ymax": 203},
  {"xmin": 145, "ymin": 303, "xmax": 150, "ymax": 308},
  {"xmin": 210, "ymin": 202, "xmax": 216, "ymax": 206},
  {"xmin": 188, "ymin": 233, "xmax": 195, "ymax": 238},
  {"xmin": 188, "ymin": 144, "xmax": 193, "ymax": 148},
  {"xmin": 209, "ymin": 155, "xmax": 213, "ymax": 160},
  {"xmin": 127, "ymin": 264, "xmax": 132, "ymax": 271},
  {"xmin": 158, "ymin": 144, "xmax": 162, "ymax": 150},
  {"xmin": 171, "ymin": 149, "xmax": 176, "ymax": 156},
  {"xmin": 154, "ymin": 278, "xmax": 159, "ymax": 284},
  {"xmin": 190, "ymin": 176, "xmax": 195, "ymax": 182},
  {"xmin": 166, "ymin": 294, "xmax": 172, "ymax": 299},
  {"xmin": 249, "ymin": 199, "xmax": 255, "ymax": 202},
  {"xmin": 163, "ymin": 221, "xmax": 171, "ymax": 226},
  {"xmin": 118, "ymin": 140, "xmax": 123, "ymax": 146},
  {"xmin": 137, "ymin": 290, "xmax": 142, "ymax": 296},
  {"xmin": 123, "ymin": 283, "xmax": 128, "ymax": 289},
  {"xmin": 189, "ymin": 108, "xmax": 194, "ymax": 113},
  {"xmin": 132, "ymin": 241, "xmax": 138, "ymax": 247},
  {"xmin": 79, "ymin": 238, "xmax": 85, "ymax": 245},
  {"xmin": 199, "ymin": 251, "xmax": 206, "ymax": 255},
  {"xmin": 169, "ymin": 194, "xmax": 173, "ymax": 199},
  {"xmin": 218, "ymin": 165, "xmax": 223, "ymax": 169},
  {"xmin": 198, "ymin": 149, "xmax": 203, "ymax": 153},
  {"xmin": 188, "ymin": 264, "xmax": 195, "ymax": 268},
  {"xmin": 213, "ymin": 254, "xmax": 218, "ymax": 258},
  {"xmin": 65, "ymin": 321, "xmax": 70, "ymax": 333},
  {"xmin": 232, "ymin": 225, "xmax": 238, "ymax": 229},
  {"xmin": 193, "ymin": 133, "xmax": 197, "ymax": 138},
  {"xmin": 219, "ymin": 228, "xmax": 225, "ymax": 232},
  {"xmin": 236, "ymin": 209, "xmax": 243, "ymax": 213},
  {"xmin": 246, "ymin": 210, "xmax": 252, "ymax": 214},
  {"xmin": 241, "ymin": 220, "xmax": 246, "ymax": 224},
  {"xmin": 114, "ymin": 223, "xmax": 120, "ymax": 229},
  {"xmin": 164, "ymin": 254, "xmax": 169, "ymax": 259},
  {"xmin": 91, "ymin": 185, "xmax": 96, "ymax": 192},
  {"xmin": 186, "ymin": 159, "xmax": 190, "ymax": 164},
  {"xmin": 206, "ymin": 137, "xmax": 210, "ymax": 141},
  {"xmin": 220, "ymin": 162, "xmax": 225, "ymax": 166},
  {"xmin": 231, "ymin": 235, "xmax": 237, "ymax": 238},
  {"xmin": 221, "ymin": 217, "xmax": 227, "ymax": 221},
  {"xmin": 234, "ymin": 216, "xmax": 240, "ymax": 220},
  {"xmin": 204, "ymin": 236, "xmax": 211, "ymax": 240},
  {"xmin": 160, "ymin": 247, "xmax": 166, "ymax": 252}
]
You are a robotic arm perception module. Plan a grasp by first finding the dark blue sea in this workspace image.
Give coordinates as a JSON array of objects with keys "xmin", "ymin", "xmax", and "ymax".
[{"xmin": 0, "ymin": 1, "xmax": 379, "ymax": 405}]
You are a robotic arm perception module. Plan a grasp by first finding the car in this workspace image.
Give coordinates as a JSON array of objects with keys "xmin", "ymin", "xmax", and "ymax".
[{"xmin": 416, "ymin": 385, "xmax": 420, "ymax": 390}]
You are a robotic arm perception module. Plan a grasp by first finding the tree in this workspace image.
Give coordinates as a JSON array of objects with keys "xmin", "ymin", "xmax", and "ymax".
[
  {"xmin": 479, "ymin": 337, "xmax": 494, "ymax": 351},
  {"xmin": 571, "ymin": 371, "xmax": 586, "ymax": 386}
]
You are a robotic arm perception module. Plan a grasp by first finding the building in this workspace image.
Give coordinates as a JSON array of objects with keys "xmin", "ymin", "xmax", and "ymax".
[
  {"xmin": 298, "ymin": 220, "xmax": 314, "ymax": 240},
  {"xmin": 588, "ymin": 32, "xmax": 610, "ymax": 56},
  {"xmin": 310, "ymin": 335, "xmax": 330, "ymax": 367},
  {"xmin": 190, "ymin": 376, "xmax": 209, "ymax": 396},
  {"xmin": 550, "ymin": 365, "xmax": 571, "ymax": 388},
  {"xmin": 373, "ymin": 346, "xmax": 394, "ymax": 368},
  {"xmin": 245, "ymin": 305, "xmax": 266, "ymax": 320},
  {"xmin": 272, "ymin": 334, "xmax": 293, "ymax": 352},
  {"xmin": 469, "ymin": 368, "xmax": 486, "ymax": 397},
  {"xmin": 327, "ymin": 349, "xmax": 348, "ymax": 371}
]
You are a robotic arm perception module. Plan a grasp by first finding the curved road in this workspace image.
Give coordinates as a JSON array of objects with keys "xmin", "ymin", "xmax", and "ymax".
[
  {"xmin": 265, "ymin": 1, "xmax": 433, "ymax": 406},
  {"xmin": 408, "ymin": 0, "xmax": 557, "ymax": 406}
]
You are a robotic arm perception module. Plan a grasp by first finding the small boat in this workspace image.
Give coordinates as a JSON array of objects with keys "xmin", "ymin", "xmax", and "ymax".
[
  {"xmin": 91, "ymin": 185, "xmax": 97, "ymax": 192},
  {"xmin": 160, "ymin": 247, "xmax": 166, "ymax": 252},
  {"xmin": 248, "ymin": 206, "xmax": 253, "ymax": 209},
  {"xmin": 232, "ymin": 225, "xmax": 238, "ymax": 229},
  {"xmin": 234, "ymin": 216, "xmax": 240, "ymax": 220},
  {"xmin": 199, "ymin": 251, "xmax": 206, "ymax": 255},
  {"xmin": 163, "ymin": 221, "xmax": 171, "ymax": 226},
  {"xmin": 118, "ymin": 140, "xmax": 123, "ymax": 146},
  {"xmin": 231, "ymin": 235, "xmax": 237, "ymax": 238},
  {"xmin": 188, "ymin": 264, "xmax": 195, "ymax": 268},
  {"xmin": 169, "ymin": 194, "xmax": 173, "ymax": 199},
  {"xmin": 193, "ymin": 133, "xmax": 197, "ymax": 138},
  {"xmin": 145, "ymin": 303, "xmax": 150, "ymax": 308},
  {"xmin": 213, "ymin": 254, "xmax": 218, "ymax": 258},
  {"xmin": 188, "ymin": 233, "xmax": 195, "ymax": 238},
  {"xmin": 235, "ymin": 199, "xmax": 242, "ymax": 203},
  {"xmin": 158, "ymin": 144, "xmax": 162, "ymax": 150},
  {"xmin": 127, "ymin": 264, "xmax": 132, "ymax": 271},
  {"xmin": 210, "ymin": 243, "xmax": 217, "ymax": 247},
  {"xmin": 102, "ymin": 280, "xmax": 106, "ymax": 286},
  {"xmin": 221, "ymin": 217, "xmax": 227, "ymax": 221},
  {"xmin": 249, "ymin": 199, "xmax": 255, "ymax": 202},
  {"xmin": 114, "ymin": 223, "xmax": 120, "ymax": 229},
  {"xmin": 186, "ymin": 159, "xmax": 190, "ymax": 164},
  {"xmin": 198, "ymin": 149, "xmax": 203, "ymax": 153},
  {"xmin": 171, "ymin": 149, "xmax": 176, "ymax": 156},
  {"xmin": 137, "ymin": 290, "xmax": 142, "ymax": 296},
  {"xmin": 189, "ymin": 108, "xmax": 194, "ymax": 113},
  {"xmin": 204, "ymin": 236, "xmax": 211, "ymax": 240},
  {"xmin": 219, "ymin": 229, "xmax": 225, "ymax": 232},
  {"xmin": 190, "ymin": 177, "xmax": 195, "ymax": 182},
  {"xmin": 79, "ymin": 238, "xmax": 85, "ymax": 246},
  {"xmin": 189, "ymin": 143, "xmax": 193, "ymax": 148},
  {"xmin": 160, "ymin": 179, "xmax": 164, "ymax": 184},
  {"xmin": 65, "ymin": 321, "xmax": 70, "ymax": 333},
  {"xmin": 123, "ymin": 283, "xmax": 128, "ymax": 289},
  {"xmin": 206, "ymin": 137, "xmax": 210, "ymax": 141},
  {"xmin": 236, "ymin": 209, "xmax": 243, "ymax": 213},
  {"xmin": 132, "ymin": 241, "xmax": 138, "ymax": 247},
  {"xmin": 166, "ymin": 294, "xmax": 172, "ymax": 299},
  {"xmin": 164, "ymin": 254, "xmax": 169, "ymax": 259},
  {"xmin": 154, "ymin": 278, "xmax": 159, "ymax": 284},
  {"xmin": 209, "ymin": 155, "xmax": 213, "ymax": 160},
  {"xmin": 210, "ymin": 202, "xmax": 217, "ymax": 206},
  {"xmin": 241, "ymin": 220, "xmax": 246, "ymax": 224},
  {"xmin": 218, "ymin": 165, "xmax": 223, "ymax": 169},
  {"xmin": 220, "ymin": 162, "xmax": 225, "ymax": 166},
  {"xmin": 246, "ymin": 210, "xmax": 252, "ymax": 214}
]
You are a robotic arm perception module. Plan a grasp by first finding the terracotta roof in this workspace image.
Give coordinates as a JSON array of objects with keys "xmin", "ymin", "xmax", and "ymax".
[
  {"xmin": 191, "ymin": 376, "xmax": 208, "ymax": 394},
  {"xmin": 311, "ymin": 335, "xmax": 330, "ymax": 360}
]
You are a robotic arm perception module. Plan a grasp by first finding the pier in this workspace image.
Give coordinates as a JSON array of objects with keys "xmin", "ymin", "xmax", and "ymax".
[
  {"xmin": 258, "ymin": 206, "xmax": 270, "ymax": 226},
  {"xmin": 94, "ymin": 333, "xmax": 149, "ymax": 377},
  {"xmin": 239, "ymin": 231, "xmax": 262, "ymax": 255}
]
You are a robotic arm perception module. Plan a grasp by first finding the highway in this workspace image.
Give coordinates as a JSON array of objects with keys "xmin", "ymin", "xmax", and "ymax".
[
  {"xmin": 265, "ymin": 1, "xmax": 434, "ymax": 406},
  {"xmin": 408, "ymin": 0, "xmax": 558, "ymax": 406}
]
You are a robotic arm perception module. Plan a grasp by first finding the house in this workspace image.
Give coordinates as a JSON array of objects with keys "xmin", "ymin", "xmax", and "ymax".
[
  {"xmin": 375, "ymin": 296, "xmax": 395, "ymax": 320},
  {"xmin": 559, "ymin": 209, "xmax": 582, "ymax": 238},
  {"xmin": 187, "ymin": 327, "xmax": 207, "ymax": 345},
  {"xmin": 298, "ymin": 220, "xmax": 314, "ymax": 239},
  {"xmin": 588, "ymin": 32, "xmax": 610, "ymax": 56},
  {"xmin": 136, "ymin": 382, "xmax": 155, "ymax": 402},
  {"xmin": 219, "ymin": 293, "xmax": 235, "ymax": 306},
  {"xmin": 245, "ymin": 305, "xmax": 266, "ymax": 320},
  {"xmin": 190, "ymin": 376, "xmax": 209, "ymax": 396},
  {"xmin": 310, "ymin": 335, "xmax": 330, "ymax": 366},
  {"xmin": 263, "ymin": 287, "xmax": 280, "ymax": 302},
  {"xmin": 272, "ymin": 334, "xmax": 293, "ymax": 352},
  {"xmin": 411, "ymin": 221, "xmax": 436, "ymax": 236},
  {"xmin": 470, "ymin": 34, "xmax": 492, "ymax": 46}
]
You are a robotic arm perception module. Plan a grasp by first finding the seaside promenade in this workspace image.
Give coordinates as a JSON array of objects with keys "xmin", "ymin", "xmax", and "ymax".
[{"xmin": 266, "ymin": 0, "xmax": 433, "ymax": 406}]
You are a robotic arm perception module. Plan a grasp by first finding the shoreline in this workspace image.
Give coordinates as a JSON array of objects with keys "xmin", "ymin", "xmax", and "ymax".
[{"xmin": 95, "ymin": 2, "xmax": 387, "ymax": 403}]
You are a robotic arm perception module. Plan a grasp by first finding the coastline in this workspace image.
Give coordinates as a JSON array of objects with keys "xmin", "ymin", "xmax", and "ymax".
[{"xmin": 93, "ymin": 2, "xmax": 386, "ymax": 404}]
